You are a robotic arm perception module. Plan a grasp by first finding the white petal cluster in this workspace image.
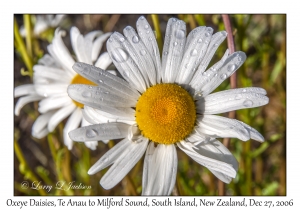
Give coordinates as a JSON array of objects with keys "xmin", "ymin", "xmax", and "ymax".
[
  {"xmin": 67, "ymin": 16, "xmax": 269, "ymax": 195},
  {"xmin": 14, "ymin": 27, "xmax": 112, "ymax": 150}
]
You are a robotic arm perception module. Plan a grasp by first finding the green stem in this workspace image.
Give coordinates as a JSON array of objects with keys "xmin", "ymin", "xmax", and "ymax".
[
  {"xmin": 14, "ymin": 18, "xmax": 33, "ymax": 79},
  {"xmin": 151, "ymin": 14, "xmax": 163, "ymax": 55},
  {"xmin": 14, "ymin": 140, "xmax": 47, "ymax": 195},
  {"xmin": 23, "ymin": 14, "xmax": 32, "ymax": 58}
]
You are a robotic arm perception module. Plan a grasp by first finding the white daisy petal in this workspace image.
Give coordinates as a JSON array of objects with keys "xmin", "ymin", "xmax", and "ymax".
[
  {"xmin": 50, "ymin": 14, "xmax": 66, "ymax": 27},
  {"xmin": 38, "ymin": 94, "xmax": 72, "ymax": 113},
  {"xmin": 35, "ymin": 84, "xmax": 69, "ymax": 97},
  {"xmin": 88, "ymin": 137, "xmax": 132, "ymax": 175},
  {"xmin": 70, "ymin": 27, "xmax": 92, "ymax": 64},
  {"xmin": 190, "ymin": 49, "xmax": 230, "ymax": 94},
  {"xmin": 72, "ymin": 62, "xmax": 140, "ymax": 100},
  {"xmin": 32, "ymin": 111, "xmax": 56, "ymax": 139},
  {"xmin": 191, "ymin": 51, "xmax": 247, "ymax": 97},
  {"xmin": 175, "ymin": 27, "xmax": 213, "ymax": 84},
  {"xmin": 209, "ymin": 170, "xmax": 232, "ymax": 183},
  {"xmin": 123, "ymin": 26, "xmax": 157, "ymax": 86},
  {"xmin": 33, "ymin": 65, "xmax": 72, "ymax": 82},
  {"xmin": 161, "ymin": 18, "xmax": 186, "ymax": 83},
  {"xmin": 67, "ymin": 84, "xmax": 137, "ymax": 108},
  {"xmin": 107, "ymin": 32, "xmax": 148, "ymax": 92},
  {"xmin": 100, "ymin": 137, "xmax": 149, "ymax": 189},
  {"xmin": 68, "ymin": 122, "xmax": 130, "ymax": 142},
  {"xmin": 136, "ymin": 16, "xmax": 162, "ymax": 83},
  {"xmin": 94, "ymin": 52, "xmax": 112, "ymax": 69},
  {"xmin": 37, "ymin": 54, "xmax": 61, "ymax": 68},
  {"xmin": 91, "ymin": 32, "xmax": 112, "ymax": 62},
  {"xmin": 177, "ymin": 141, "xmax": 236, "ymax": 178},
  {"xmin": 51, "ymin": 29, "xmax": 76, "ymax": 76},
  {"xmin": 14, "ymin": 84, "xmax": 36, "ymax": 98},
  {"xmin": 47, "ymin": 103, "xmax": 76, "ymax": 132},
  {"xmin": 83, "ymin": 106, "xmax": 135, "ymax": 124},
  {"xmin": 197, "ymin": 87, "xmax": 269, "ymax": 114},
  {"xmin": 142, "ymin": 142, "xmax": 177, "ymax": 195},
  {"xmin": 15, "ymin": 95, "xmax": 44, "ymax": 116},
  {"xmin": 236, "ymin": 121, "xmax": 265, "ymax": 142},
  {"xmin": 63, "ymin": 107, "xmax": 83, "ymax": 150},
  {"xmin": 195, "ymin": 31, "xmax": 228, "ymax": 75},
  {"xmin": 196, "ymin": 115, "xmax": 250, "ymax": 141}
]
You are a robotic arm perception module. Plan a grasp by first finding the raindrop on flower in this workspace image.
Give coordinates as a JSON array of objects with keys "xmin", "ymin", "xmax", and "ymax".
[
  {"xmin": 220, "ymin": 73, "xmax": 227, "ymax": 80},
  {"xmin": 198, "ymin": 38, "xmax": 203, "ymax": 43},
  {"xmin": 173, "ymin": 42, "xmax": 178, "ymax": 46},
  {"xmin": 227, "ymin": 64, "xmax": 236, "ymax": 72},
  {"xmin": 175, "ymin": 29, "xmax": 185, "ymax": 39},
  {"xmin": 243, "ymin": 99, "xmax": 253, "ymax": 107},
  {"xmin": 140, "ymin": 49, "xmax": 147, "ymax": 56},
  {"xmin": 82, "ymin": 91, "xmax": 92, "ymax": 98},
  {"xmin": 132, "ymin": 36, "xmax": 139, "ymax": 43},
  {"xmin": 119, "ymin": 37, "xmax": 125, "ymax": 42},
  {"xmin": 190, "ymin": 49, "xmax": 198, "ymax": 56},
  {"xmin": 111, "ymin": 48, "xmax": 129, "ymax": 63},
  {"xmin": 86, "ymin": 129, "xmax": 98, "ymax": 138},
  {"xmin": 144, "ymin": 24, "xmax": 149, "ymax": 29}
]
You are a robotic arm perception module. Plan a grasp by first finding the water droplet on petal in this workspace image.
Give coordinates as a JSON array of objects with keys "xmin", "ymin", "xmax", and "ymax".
[
  {"xmin": 175, "ymin": 29, "xmax": 185, "ymax": 39},
  {"xmin": 235, "ymin": 94, "xmax": 242, "ymax": 100},
  {"xmin": 82, "ymin": 91, "xmax": 92, "ymax": 98},
  {"xmin": 185, "ymin": 63, "xmax": 189, "ymax": 69},
  {"xmin": 111, "ymin": 48, "xmax": 129, "ymax": 63},
  {"xmin": 86, "ymin": 129, "xmax": 98, "ymax": 138},
  {"xmin": 220, "ymin": 73, "xmax": 227, "ymax": 79},
  {"xmin": 205, "ymin": 32, "xmax": 210, "ymax": 37},
  {"xmin": 242, "ymin": 88, "xmax": 247, "ymax": 92},
  {"xmin": 227, "ymin": 64, "xmax": 236, "ymax": 72},
  {"xmin": 119, "ymin": 37, "xmax": 125, "ymax": 42},
  {"xmin": 140, "ymin": 16, "xmax": 145, "ymax": 20},
  {"xmin": 164, "ymin": 51, "xmax": 168, "ymax": 56},
  {"xmin": 132, "ymin": 36, "xmax": 139, "ymax": 43},
  {"xmin": 144, "ymin": 24, "xmax": 149, "ymax": 29},
  {"xmin": 173, "ymin": 42, "xmax": 178, "ymax": 46},
  {"xmin": 88, "ymin": 86, "xmax": 92, "ymax": 89},
  {"xmin": 146, "ymin": 30, "xmax": 150, "ymax": 34},
  {"xmin": 140, "ymin": 49, "xmax": 147, "ymax": 56},
  {"xmin": 148, "ymin": 37, "xmax": 153, "ymax": 41},
  {"xmin": 190, "ymin": 49, "xmax": 198, "ymax": 56},
  {"xmin": 243, "ymin": 99, "xmax": 253, "ymax": 107},
  {"xmin": 198, "ymin": 38, "xmax": 203, "ymax": 43},
  {"xmin": 172, "ymin": 18, "xmax": 177, "ymax": 22}
]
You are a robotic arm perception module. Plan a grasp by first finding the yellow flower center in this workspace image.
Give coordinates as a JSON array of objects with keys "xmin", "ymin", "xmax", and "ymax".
[
  {"xmin": 135, "ymin": 83, "xmax": 196, "ymax": 144},
  {"xmin": 70, "ymin": 74, "xmax": 96, "ymax": 108}
]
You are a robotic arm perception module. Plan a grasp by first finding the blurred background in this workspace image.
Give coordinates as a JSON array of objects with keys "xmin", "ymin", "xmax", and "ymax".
[{"xmin": 14, "ymin": 14, "xmax": 286, "ymax": 196}]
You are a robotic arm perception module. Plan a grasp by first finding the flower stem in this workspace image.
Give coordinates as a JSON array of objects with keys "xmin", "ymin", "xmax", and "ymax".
[
  {"xmin": 151, "ymin": 14, "xmax": 163, "ymax": 55},
  {"xmin": 218, "ymin": 14, "xmax": 237, "ymax": 196},
  {"xmin": 14, "ymin": 18, "xmax": 33, "ymax": 79},
  {"xmin": 23, "ymin": 14, "xmax": 33, "ymax": 58}
]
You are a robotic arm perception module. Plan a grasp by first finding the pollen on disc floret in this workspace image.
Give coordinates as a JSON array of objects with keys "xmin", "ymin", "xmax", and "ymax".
[{"xmin": 135, "ymin": 83, "xmax": 196, "ymax": 144}]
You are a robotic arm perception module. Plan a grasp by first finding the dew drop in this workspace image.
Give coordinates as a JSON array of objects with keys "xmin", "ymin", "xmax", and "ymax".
[
  {"xmin": 119, "ymin": 37, "xmax": 125, "ymax": 42},
  {"xmin": 111, "ymin": 48, "xmax": 129, "ymax": 63},
  {"xmin": 86, "ymin": 129, "xmax": 98, "ymax": 138},
  {"xmin": 172, "ymin": 18, "xmax": 177, "ymax": 22},
  {"xmin": 109, "ymin": 38, "xmax": 113, "ymax": 42},
  {"xmin": 132, "ymin": 36, "xmax": 139, "ymax": 43},
  {"xmin": 146, "ymin": 30, "xmax": 150, "ymax": 34},
  {"xmin": 144, "ymin": 24, "xmax": 149, "ymax": 29},
  {"xmin": 173, "ymin": 42, "xmax": 178, "ymax": 46},
  {"xmin": 88, "ymin": 86, "xmax": 92, "ymax": 89},
  {"xmin": 205, "ymin": 32, "xmax": 210, "ymax": 37},
  {"xmin": 82, "ymin": 91, "xmax": 92, "ymax": 98},
  {"xmin": 227, "ymin": 64, "xmax": 236, "ymax": 72},
  {"xmin": 198, "ymin": 38, "xmax": 203, "ymax": 43},
  {"xmin": 220, "ymin": 73, "xmax": 227, "ymax": 80},
  {"xmin": 175, "ymin": 29, "xmax": 185, "ymax": 39},
  {"xmin": 202, "ymin": 72, "xmax": 207, "ymax": 76},
  {"xmin": 180, "ymin": 43, "xmax": 184, "ymax": 46},
  {"xmin": 148, "ymin": 37, "xmax": 153, "ymax": 41},
  {"xmin": 235, "ymin": 94, "xmax": 242, "ymax": 100},
  {"xmin": 214, "ymin": 73, "xmax": 218, "ymax": 77},
  {"xmin": 140, "ymin": 16, "xmax": 145, "ymax": 20},
  {"xmin": 190, "ymin": 49, "xmax": 198, "ymax": 56},
  {"xmin": 205, "ymin": 40, "xmax": 209, "ymax": 45},
  {"xmin": 185, "ymin": 63, "xmax": 189, "ymax": 69},
  {"xmin": 164, "ymin": 51, "xmax": 168, "ymax": 56},
  {"xmin": 242, "ymin": 89, "xmax": 247, "ymax": 92},
  {"xmin": 243, "ymin": 99, "xmax": 253, "ymax": 107},
  {"xmin": 98, "ymin": 79, "xmax": 103, "ymax": 83},
  {"xmin": 140, "ymin": 49, "xmax": 147, "ymax": 56}
]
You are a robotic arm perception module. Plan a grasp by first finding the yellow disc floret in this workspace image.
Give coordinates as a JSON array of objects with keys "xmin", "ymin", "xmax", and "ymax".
[
  {"xmin": 135, "ymin": 83, "xmax": 196, "ymax": 144},
  {"xmin": 70, "ymin": 74, "xmax": 96, "ymax": 108}
]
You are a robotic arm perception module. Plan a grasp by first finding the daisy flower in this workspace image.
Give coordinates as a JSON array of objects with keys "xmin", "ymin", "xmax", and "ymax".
[
  {"xmin": 14, "ymin": 26, "xmax": 112, "ymax": 150},
  {"xmin": 68, "ymin": 16, "xmax": 269, "ymax": 195},
  {"xmin": 20, "ymin": 15, "xmax": 66, "ymax": 37}
]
